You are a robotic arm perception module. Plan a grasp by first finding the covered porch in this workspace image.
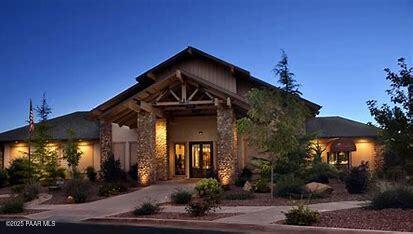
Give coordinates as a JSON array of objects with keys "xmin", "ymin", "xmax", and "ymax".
[{"xmin": 92, "ymin": 69, "xmax": 248, "ymax": 185}]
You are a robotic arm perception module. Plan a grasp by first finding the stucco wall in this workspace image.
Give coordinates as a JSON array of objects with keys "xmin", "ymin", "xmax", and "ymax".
[
  {"xmin": 168, "ymin": 115, "xmax": 218, "ymax": 178},
  {"xmin": 2, "ymin": 141, "xmax": 99, "ymax": 171},
  {"xmin": 112, "ymin": 123, "xmax": 138, "ymax": 171}
]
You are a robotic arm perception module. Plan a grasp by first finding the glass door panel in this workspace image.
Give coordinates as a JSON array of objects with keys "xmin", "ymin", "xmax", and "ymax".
[
  {"xmin": 174, "ymin": 143, "xmax": 185, "ymax": 175},
  {"xmin": 190, "ymin": 142, "xmax": 213, "ymax": 178}
]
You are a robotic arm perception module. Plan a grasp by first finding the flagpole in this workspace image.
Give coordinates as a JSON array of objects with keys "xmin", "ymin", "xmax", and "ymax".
[{"xmin": 28, "ymin": 99, "xmax": 33, "ymax": 181}]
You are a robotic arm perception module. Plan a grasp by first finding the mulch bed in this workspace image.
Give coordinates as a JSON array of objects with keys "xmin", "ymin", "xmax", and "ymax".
[
  {"xmin": 312, "ymin": 208, "xmax": 413, "ymax": 232},
  {"xmin": 42, "ymin": 183, "xmax": 140, "ymax": 205},
  {"xmin": 112, "ymin": 211, "xmax": 239, "ymax": 221},
  {"xmin": 0, "ymin": 187, "xmax": 12, "ymax": 195},
  {"xmin": 221, "ymin": 180, "xmax": 366, "ymax": 206}
]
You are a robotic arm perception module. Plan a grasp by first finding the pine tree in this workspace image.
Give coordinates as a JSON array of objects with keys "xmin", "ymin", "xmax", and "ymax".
[
  {"xmin": 273, "ymin": 50, "xmax": 302, "ymax": 95},
  {"xmin": 32, "ymin": 93, "xmax": 59, "ymax": 183},
  {"xmin": 63, "ymin": 129, "xmax": 82, "ymax": 177}
]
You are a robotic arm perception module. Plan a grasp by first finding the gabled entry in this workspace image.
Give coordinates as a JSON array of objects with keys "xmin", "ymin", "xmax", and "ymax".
[{"xmin": 189, "ymin": 141, "xmax": 213, "ymax": 178}]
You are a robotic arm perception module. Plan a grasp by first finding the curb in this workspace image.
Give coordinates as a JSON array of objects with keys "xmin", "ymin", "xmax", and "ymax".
[{"xmin": 85, "ymin": 217, "xmax": 404, "ymax": 234}]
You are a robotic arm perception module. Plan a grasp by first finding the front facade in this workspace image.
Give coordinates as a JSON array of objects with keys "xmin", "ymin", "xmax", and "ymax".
[{"xmin": 0, "ymin": 47, "xmax": 381, "ymax": 185}]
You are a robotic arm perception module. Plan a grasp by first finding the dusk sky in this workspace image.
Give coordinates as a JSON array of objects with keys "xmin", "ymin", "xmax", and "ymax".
[{"xmin": 0, "ymin": 0, "xmax": 412, "ymax": 132}]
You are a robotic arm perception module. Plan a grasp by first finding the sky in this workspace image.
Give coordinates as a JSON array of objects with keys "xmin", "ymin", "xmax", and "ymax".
[{"xmin": 0, "ymin": 0, "xmax": 412, "ymax": 132}]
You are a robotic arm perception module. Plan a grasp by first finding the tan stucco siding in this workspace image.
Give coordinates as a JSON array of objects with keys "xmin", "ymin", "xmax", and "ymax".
[
  {"xmin": 316, "ymin": 138, "xmax": 378, "ymax": 169},
  {"xmin": 112, "ymin": 123, "xmax": 138, "ymax": 171},
  {"xmin": 168, "ymin": 116, "xmax": 218, "ymax": 178},
  {"xmin": 157, "ymin": 58, "xmax": 237, "ymax": 93},
  {"xmin": 2, "ymin": 141, "xmax": 99, "ymax": 171}
]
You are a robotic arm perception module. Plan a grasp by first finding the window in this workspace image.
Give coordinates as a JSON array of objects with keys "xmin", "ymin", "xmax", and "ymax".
[
  {"xmin": 174, "ymin": 143, "xmax": 185, "ymax": 175},
  {"xmin": 327, "ymin": 151, "xmax": 350, "ymax": 169}
]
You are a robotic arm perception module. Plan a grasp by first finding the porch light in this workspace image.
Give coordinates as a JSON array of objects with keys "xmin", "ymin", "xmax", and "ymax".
[{"xmin": 198, "ymin": 131, "xmax": 204, "ymax": 135}]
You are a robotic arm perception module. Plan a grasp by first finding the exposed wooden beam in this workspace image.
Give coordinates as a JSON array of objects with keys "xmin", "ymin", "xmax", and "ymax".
[
  {"xmin": 226, "ymin": 97, "xmax": 231, "ymax": 107},
  {"xmin": 214, "ymin": 98, "xmax": 220, "ymax": 106},
  {"xmin": 204, "ymin": 90, "xmax": 214, "ymax": 100},
  {"xmin": 147, "ymin": 72, "xmax": 157, "ymax": 80},
  {"xmin": 181, "ymin": 82, "xmax": 187, "ymax": 102},
  {"xmin": 169, "ymin": 89, "xmax": 180, "ymax": 101},
  {"xmin": 188, "ymin": 88, "xmax": 199, "ymax": 101},
  {"xmin": 155, "ymin": 100, "xmax": 213, "ymax": 106},
  {"xmin": 155, "ymin": 90, "xmax": 167, "ymax": 102},
  {"xmin": 128, "ymin": 101, "xmax": 141, "ymax": 113},
  {"xmin": 176, "ymin": 70, "xmax": 183, "ymax": 83},
  {"xmin": 139, "ymin": 100, "xmax": 164, "ymax": 118}
]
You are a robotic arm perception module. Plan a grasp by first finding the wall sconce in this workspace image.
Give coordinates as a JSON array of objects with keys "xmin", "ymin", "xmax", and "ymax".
[{"xmin": 198, "ymin": 131, "xmax": 204, "ymax": 135}]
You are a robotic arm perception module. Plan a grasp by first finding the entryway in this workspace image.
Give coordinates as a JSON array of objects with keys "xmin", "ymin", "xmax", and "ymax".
[{"xmin": 189, "ymin": 141, "xmax": 213, "ymax": 178}]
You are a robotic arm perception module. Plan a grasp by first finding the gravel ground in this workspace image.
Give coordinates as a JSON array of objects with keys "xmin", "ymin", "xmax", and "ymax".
[
  {"xmin": 112, "ymin": 211, "xmax": 240, "ymax": 221},
  {"xmin": 313, "ymin": 208, "xmax": 413, "ymax": 232},
  {"xmin": 221, "ymin": 180, "xmax": 366, "ymax": 206}
]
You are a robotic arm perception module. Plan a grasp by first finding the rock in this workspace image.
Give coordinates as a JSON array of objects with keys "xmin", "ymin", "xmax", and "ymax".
[
  {"xmin": 243, "ymin": 181, "xmax": 253, "ymax": 192},
  {"xmin": 305, "ymin": 182, "xmax": 333, "ymax": 195},
  {"xmin": 67, "ymin": 196, "xmax": 74, "ymax": 204}
]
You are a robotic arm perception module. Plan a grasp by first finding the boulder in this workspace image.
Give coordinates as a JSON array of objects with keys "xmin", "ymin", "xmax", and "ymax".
[
  {"xmin": 243, "ymin": 181, "xmax": 253, "ymax": 192},
  {"xmin": 305, "ymin": 182, "xmax": 333, "ymax": 195}
]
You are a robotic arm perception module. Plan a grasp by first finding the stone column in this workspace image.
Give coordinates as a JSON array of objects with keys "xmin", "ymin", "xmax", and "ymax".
[
  {"xmin": 216, "ymin": 105, "xmax": 238, "ymax": 185},
  {"xmin": 136, "ymin": 111, "xmax": 156, "ymax": 185},
  {"xmin": 99, "ymin": 120, "xmax": 112, "ymax": 163},
  {"xmin": 155, "ymin": 118, "xmax": 168, "ymax": 180}
]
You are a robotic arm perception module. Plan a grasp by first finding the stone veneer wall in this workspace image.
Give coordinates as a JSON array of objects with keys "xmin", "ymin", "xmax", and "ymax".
[
  {"xmin": 99, "ymin": 120, "xmax": 112, "ymax": 163},
  {"xmin": 216, "ymin": 106, "xmax": 238, "ymax": 185},
  {"xmin": 155, "ymin": 118, "xmax": 168, "ymax": 180},
  {"xmin": 136, "ymin": 111, "xmax": 156, "ymax": 185}
]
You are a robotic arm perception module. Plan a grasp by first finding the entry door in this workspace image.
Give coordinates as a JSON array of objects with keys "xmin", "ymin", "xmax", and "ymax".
[{"xmin": 189, "ymin": 142, "xmax": 213, "ymax": 178}]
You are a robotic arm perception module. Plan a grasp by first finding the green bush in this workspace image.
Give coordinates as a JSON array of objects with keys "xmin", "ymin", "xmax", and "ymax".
[
  {"xmin": 0, "ymin": 197, "xmax": 25, "ymax": 214},
  {"xmin": 194, "ymin": 178, "xmax": 222, "ymax": 202},
  {"xmin": 100, "ymin": 153, "xmax": 125, "ymax": 183},
  {"xmin": 253, "ymin": 178, "xmax": 270, "ymax": 193},
  {"xmin": 185, "ymin": 198, "xmax": 213, "ymax": 216},
  {"xmin": 224, "ymin": 192, "xmax": 255, "ymax": 200},
  {"xmin": 345, "ymin": 162, "xmax": 370, "ymax": 194},
  {"xmin": 304, "ymin": 163, "xmax": 338, "ymax": 184},
  {"xmin": 0, "ymin": 169, "xmax": 7, "ymax": 187},
  {"xmin": 98, "ymin": 183, "xmax": 127, "ymax": 197},
  {"xmin": 283, "ymin": 203, "xmax": 320, "ymax": 226},
  {"xmin": 85, "ymin": 166, "xmax": 97, "ymax": 182},
  {"xmin": 171, "ymin": 189, "xmax": 192, "ymax": 204},
  {"xmin": 133, "ymin": 202, "xmax": 161, "ymax": 216},
  {"xmin": 64, "ymin": 179, "xmax": 91, "ymax": 203},
  {"xmin": 11, "ymin": 184, "xmax": 25, "ymax": 193},
  {"xmin": 274, "ymin": 174, "xmax": 305, "ymax": 197},
  {"xmin": 23, "ymin": 182, "xmax": 41, "ymax": 201},
  {"xmin": 7, "ymin": 158, "xmax": 32, "ymax": 185},
  {"xmin": 234, "ymin": 168, "xmax": 253, "ymax": 187},
  {"xmin": 370, "ymin": 185, "xmax": 413, "ymax": 209}
]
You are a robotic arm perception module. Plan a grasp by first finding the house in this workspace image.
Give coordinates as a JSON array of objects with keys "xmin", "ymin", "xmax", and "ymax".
[{"xmin": 0, "ymin": 47, "xmax": 381, "ymax": 185}]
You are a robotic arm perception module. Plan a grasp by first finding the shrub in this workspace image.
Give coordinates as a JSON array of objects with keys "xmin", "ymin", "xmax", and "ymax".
[
  {"xmin": 100, "ymin": 153, "xmax": 125, "ymax": 183},
  {"xmin": 283, "ymin": 203, "xmax": 320, "ymax": 226},
  {"xmin": 194, "ymin": 178, "xmax": 222, "ymax": 202},
  {"xmin": 133, "ymin": 202, "xmax": 161, "ymax": 216},
  {"xmin": 11, "ymin": 184, "xmax": 25, "ymax": 193},
  {"xmin": 98, "ymin": 183, "xmax": 127, "ymax": 197},
  {"xmin": 85, "ymin": 166, "xmax": 97, "ymax": 182},
  {"xmin": 7, "ymin": 158, "xmax": 31, "ymax": 185},
  {"xmin": 185, "ymin": 198, "xmax": 213, "ymax": 216},
  {"xmin": 304, "ymin": 163, "xmax": 338, "ymax": 184},
  {"xmin": 171, "ymin": 189, "xmax": 192, "ymax": 204},
  {"xmin": 370, "ymin": 185, "xmax": 413, "ymax": 209},
  {"xmin": 23, "ymin": 182, "xmax": 41, "ymax": 201},
  {"xmin": 253, "ymin": 178, "xmax": 270, "ymax": 193},
  {"xmin": 0, "ymin": 169, "xmax": 7, "ymax": 187},
  {"xmin": 64, "ymin": 179, "xmax": 91, "ymax": 203},
  {"xmin": 345, "ymin": 162, "xmax": 370, "ymax": 194},
  {"xmin": 128, "ymin": 163, "xmax": 138, "ymax": 181},
  {"xmin": 224, "ymin": 192, "xmax": 255, "ymax": 200},
  {"xmin": 274, "ymin": 174, "xmax": 306, "ymax": 198},
  {"xmin": 0, "ymin": 197, "xmax": 25, "ymax": 214},
  {"xmin": 234, "ymin": 168, "xmax": 253, "ymax": 187}
]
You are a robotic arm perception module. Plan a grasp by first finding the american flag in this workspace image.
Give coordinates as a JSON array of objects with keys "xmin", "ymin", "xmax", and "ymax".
[{"xmin": 29, "ymin": 99, "xmax": 34, "ymax": 133}]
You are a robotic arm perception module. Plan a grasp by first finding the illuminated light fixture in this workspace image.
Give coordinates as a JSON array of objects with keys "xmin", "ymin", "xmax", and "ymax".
[
  {"xmin": 14, "ymin": 141, "xmax": 18, "ymax": 144},
  {"xmin": 198, "ymin": 131, "xmax": 204, "ymax": 135}
]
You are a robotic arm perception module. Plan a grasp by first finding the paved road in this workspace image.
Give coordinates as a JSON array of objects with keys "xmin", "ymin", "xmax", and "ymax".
[{"xmin": 0, "ymin": 221, "xmax": 235, "ymax": 234}]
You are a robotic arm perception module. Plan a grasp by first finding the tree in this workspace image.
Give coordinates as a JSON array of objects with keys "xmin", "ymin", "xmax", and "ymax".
[
  {"xmin": 273, "ymin": 50, "xmax": 302, "ymax": 95},
  {"xmin": 367, "ymin": 58, "xmax": 413, "ymax": 177},
  {"xmin": 63, "ymin": 129, "xmax": 82, "ymax": 176},
  {"xmin": 32, "ymin": 93, "xmax": 59, "ymax": 183}
]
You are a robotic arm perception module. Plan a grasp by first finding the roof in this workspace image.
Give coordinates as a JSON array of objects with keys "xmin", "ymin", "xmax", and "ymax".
[
  {"xmin": 0, "ymin": 111, "xmax": 99, "ymax": 142},
  {"xmin": 92, "ymin": 46, "xmax": 321, "ymax": 117},
  {"xmin": 306, "ymin": 116, "xmax": 380, "ymax": 138}
]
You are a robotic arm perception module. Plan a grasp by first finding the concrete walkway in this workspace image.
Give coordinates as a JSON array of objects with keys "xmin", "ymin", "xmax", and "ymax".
[
  {"xmin": 161, "ymin": 200, "xmax": 366, "ymax": 225},
  {"xmin": 26, "ymin": 180, "xmax": 195, "ymax": 222}
]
